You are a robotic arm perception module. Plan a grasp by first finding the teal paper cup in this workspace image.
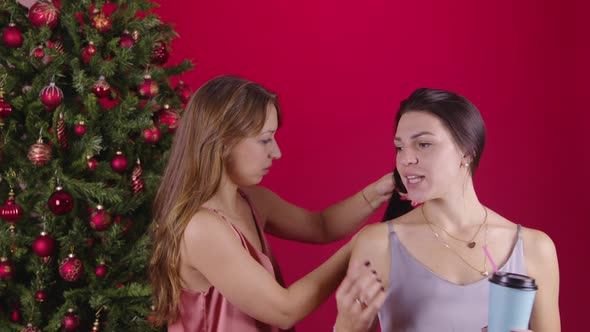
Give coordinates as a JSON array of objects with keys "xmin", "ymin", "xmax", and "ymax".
[{"xmin": 488, "ymin": 272, "xmax": 537, "ymax": 332}]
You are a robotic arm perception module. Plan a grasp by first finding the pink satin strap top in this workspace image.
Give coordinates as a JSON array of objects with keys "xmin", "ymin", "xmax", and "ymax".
[{"xmin": 168, "ymin": 191, "xmax": 293, "ymax": 332}]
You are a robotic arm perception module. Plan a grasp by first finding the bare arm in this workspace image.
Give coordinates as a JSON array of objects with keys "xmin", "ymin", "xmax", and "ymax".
[
  {"xmin": 334, "ymin": 224, "xmax": 390, "ymax": 332},
  {"xmin": 183, "ymin": 212, "xmax": 352, "ymax": 329},
  {"xmin": 243, "ymin": 173, "xmax": 395, "ymax": 244},
  {"xmin": 524, "ymin": 229, "xmax": 560, "ymax": 332}
]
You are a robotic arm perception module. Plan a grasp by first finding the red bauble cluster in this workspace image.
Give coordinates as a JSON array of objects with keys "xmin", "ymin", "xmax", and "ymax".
[
  {"xmin": 92, "ymin": 76, "xmax": 111, "ymax": 98},
  {"xmin": 0, "ymin": 190, "xmax": 24, "ymax": 223},
  {"xmin": 143, "ymin": 122, "xmax": 161, "ymax": 145},
  {"xmin": 39, "ymin": 82, "xmax": 64, "ymax": 110},
  {"xmin": 32, "ymin": 232, "xmax": 56, "ymax": 257},
  {"xmin": 28, "ymin": 0, "xmax": 60, "ymax": 29},
  {"xmin": 61, "ymin": 309, "xmax": 80, "ymax": 331},
  {"xmin": 138, "ymin": 75, "xmax": 159, "ymax": 99},
  {"xmin": 48, "ymin": 186, "xmax": 73, "ymax": 215},
  {"xmin": 28, "ymin": 138, "xmax": 52, "ymax": 166},
  {"xmin": 175, "ymin": 81, "xmax": 192, "ymax": 103},
  {"xmin": 151, "ymin": 40, "xmax": 169, "ymax": 65},
  {"xmin": 157, "ymin": 104, "xmax": 180, "ymax": 133},
  {"xmin": 2, "ymin": 23, "xmax": 23, "ymax": 48},
  {"xmin": 95, "ymin": 262, "xmax": 107, "ymax": 278},
  {"xmin": 111, "ymin": 151, "xmax": 128, "ymax": 173},
  {"xmin": 0, "ymin": 257, "xmax": 15, "ymax": 281},
  {"xmin": 59, "ymin": 254, "xmax": 84, "ymax": 282},
  {"xmin": 90, "ymin": 205, "xmax": 112, "ymax": 231},
  {"xmin": 119, "ymin": 30, "xmax": 135, "ymax": 48}
]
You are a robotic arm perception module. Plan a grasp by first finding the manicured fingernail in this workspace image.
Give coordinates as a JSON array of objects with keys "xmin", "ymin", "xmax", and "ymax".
[
  {"xmin": 364, "ymin": 260, "xmax": 370, "ymax": 267},
  {"xmin": 371, "ymin": 270, "xmax": 377, "ymax": 274},
  {"xmin": 380, "ymin": 287, "xmax": 385, "ymax": 292},
  {"xmin": 377, "ymin": 278, "xmax": 382, "ymax": 283}
]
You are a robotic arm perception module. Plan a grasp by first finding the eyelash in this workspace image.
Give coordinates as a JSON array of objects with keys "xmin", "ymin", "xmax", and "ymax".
[
  {"xmin": 261, "ymin": 139, "xmax": 272, "ymax": 144},
  {"xmin": 395, "ymin": 142, "xmax": 432, "ymax": 151}
]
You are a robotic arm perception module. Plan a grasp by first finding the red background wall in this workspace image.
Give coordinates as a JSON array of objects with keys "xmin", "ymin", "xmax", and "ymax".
[{"xmin": 155, "ymin": 0, "xmax": 588, "ymax": 330}]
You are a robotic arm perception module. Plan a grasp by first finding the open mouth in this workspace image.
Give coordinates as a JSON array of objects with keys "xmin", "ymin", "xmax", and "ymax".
[{"xmin": 406, "ymin": 175, "xmax": 425, "ymax": 184}]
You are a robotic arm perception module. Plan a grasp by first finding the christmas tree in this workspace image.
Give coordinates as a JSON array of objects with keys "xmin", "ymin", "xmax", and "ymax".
[{"xmin": 0, "ymin": 0, "xmax": 193, "ymax": 331}]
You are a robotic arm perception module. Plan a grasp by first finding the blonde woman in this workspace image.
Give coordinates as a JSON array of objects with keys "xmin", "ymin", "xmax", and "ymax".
[{"xmin": 149, "ymin": 75, "xmax": 396, "ymax": 331}]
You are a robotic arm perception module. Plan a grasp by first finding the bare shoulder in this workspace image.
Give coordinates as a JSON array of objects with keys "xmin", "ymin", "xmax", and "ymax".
[
  {"xmin": 183, "ymin": 209, "xmax": 239, "ymax": 253},
  {"xmin": 354, "ymin": 222, "xmax": 389, "ymax": 247},
  {"xmin": 521, "ymin": 226, "xmax": 558, "ymax": 262}
]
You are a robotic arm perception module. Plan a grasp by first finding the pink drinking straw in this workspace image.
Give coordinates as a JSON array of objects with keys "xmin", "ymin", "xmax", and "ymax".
[{"xmin": 482, "ymin": 245, "xmax": 498, "ymax": 274}]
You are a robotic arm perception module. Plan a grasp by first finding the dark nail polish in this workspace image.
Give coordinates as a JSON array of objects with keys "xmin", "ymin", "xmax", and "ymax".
[
  {"xmin": 381, "ymin": 287, "xmax": 385, "ymax": 292},
  {"xmin": 377, "ymin": 278, "xmax": 382, "ymax": 283},
  {"xmin": 371, "ymin": 270, "xmax": 377, "ymax": 274},
  {"xmin": 364, "ymin": 260, "xmax": 370, "ymax": 267}
]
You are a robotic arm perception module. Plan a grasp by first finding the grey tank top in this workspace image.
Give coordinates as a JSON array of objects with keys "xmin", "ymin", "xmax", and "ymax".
[{"xmin": 378, "ymin": 222, "xmax": 526, "ymax": 332}]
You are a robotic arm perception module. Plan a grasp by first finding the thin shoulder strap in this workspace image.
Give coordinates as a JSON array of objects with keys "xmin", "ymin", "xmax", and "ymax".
[
  {"xmin": 386, "ymin": 220, "xmax": 395, "ymax": 233},
  {"xmin": 200, "ymin": 206, "xmax": 248, "ymax": 247}
]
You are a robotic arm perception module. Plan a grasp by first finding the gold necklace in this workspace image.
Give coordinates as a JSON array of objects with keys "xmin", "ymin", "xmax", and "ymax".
[
  {"xmin": 429, "ymin": 207, "xmax": 487, "ymax": 249},
  {"xmin": 421, "ymin": 205, "xmax": 489, "ymax": 276}
]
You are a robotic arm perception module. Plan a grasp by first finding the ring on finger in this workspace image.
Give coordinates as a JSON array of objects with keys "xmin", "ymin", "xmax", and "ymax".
[{"xmin": 355, "ymin": 297, "xmax": 368, "ymax": 309}]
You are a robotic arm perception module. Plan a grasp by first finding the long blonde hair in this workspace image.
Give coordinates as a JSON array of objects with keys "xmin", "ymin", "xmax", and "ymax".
[{"xmin": 149, "ymin": 75, "xmax": 281, "ymax": 326}]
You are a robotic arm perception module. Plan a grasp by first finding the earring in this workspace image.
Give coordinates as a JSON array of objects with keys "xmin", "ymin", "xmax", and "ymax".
[{"xmin": 463, "ymin": 162, "xmax": 470, "ymax": 168}]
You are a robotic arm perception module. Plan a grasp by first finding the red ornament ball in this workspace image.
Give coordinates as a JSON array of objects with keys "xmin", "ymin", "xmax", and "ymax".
[
  {"xmin": 20, "ymin": 323, "xmax": 42, "ymax": 332},
  {"xmin": 110, "ymin": 151, "xmax": 128, "ymax": 173},
  {"xmin": 10, "ymin": 308, "xmax": 21, "ymax": 323},
  {"xmin": 59, "ymin": 254, "xmax": 84, "ymax": 282},
  {"xmin": 90, "ymin": 205, "xmax": 112, "ymax": 231},
  {"xmin": 0, "ymin": 96, "xmax": 13, "ymax": 119},
  {"xmin": 28, "ymin": 138, "xmax": 52, "ymax": 166},
  {"xmin": 95, "ymin": 262, "xmax": 107, "ymax": 278},
  {"xmin": 92, "ymin": 76, "xmax": 110, "ymax": 98},
  {"xmin": 48, "ymin": 186, "xmax": 74, "ymax": 215},
  {"xmin": 138, "ymin": 75, "xmax": 159, "ymax": 99},
  {"xmin": 91, "ymin": 11, "xmax": 112, "ymax": 33},
  {"xmin": 87, "ymin": 156, "xmax": 98, "ymax": 170},
  {"xmin": 32, "ymin": 232, "xmax": 56, "ymax": 257},
  {"xmin": 2, "ymin": 23, "xmax": 23, "ymax": 48},
  {"xmin": 151, "ymin": 40, "xmax": 169, "ymax": 65},
  {"xmin": 0, "ymin": 257, "xmax": 15, "ymax": 281},
  {"xmin": 39, "ymin": 82, "xmax": 64, "ymax": 111},
  {"xmin": 85, "ymin": 41, "xmax": 97, "ymax": 55},
  {"xmin": 74, "ymin": 121, "xmax": 87, "ymax": 136},
  {"xmin": 29, "ymin": 0, "xmax": 60, "ymax": 29},
  {"xmin": 157, "ymin": 105, "xmax": 180, "ymax": 133},
  {"xmin": 143, "ymin": 123, "xmax": 161, "ymax": 145},
  {"xmin": 114, "ymin": 216, "xmax": 132, "ymax": 234},
  {"xmin": 175, "ymin": 81, "xmax": 192, "ymax": 104},
  {"xmin": 61, "ymin": 309, "xmax": 80, "ymax": 331},
  {"xmin": 34, "ymin": 290, "xmax": 48, "ymax": 302},
  {"xmin": 1, "ymin": 191, "xmax": 24, "ymax": 223},
  {"xmin": 82, "ymin": 41, "xmax": 97, "ymax": 63},
  {"xmin": 119, "ymin": 30, "xmax": 134, "ymax": 48},
  {"xmin": 31, "ymin": 45, "xmax": 45, "ymax": 59}
]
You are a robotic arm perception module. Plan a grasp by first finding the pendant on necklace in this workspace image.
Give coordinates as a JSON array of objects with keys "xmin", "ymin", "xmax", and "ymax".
[
  {"xmin": 467, "ymin": 242, "xmax": 476, "ymax": 248},
  {"xmin": 481, "ymin": 270, "xmax": 489, "ymax": 276}
]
